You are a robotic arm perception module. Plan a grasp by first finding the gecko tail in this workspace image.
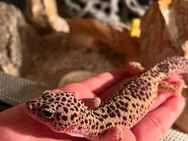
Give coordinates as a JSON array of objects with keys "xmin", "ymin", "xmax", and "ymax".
[{"xmin": 156, "ymin": 56, "xmax": 188, "ymax": 76}]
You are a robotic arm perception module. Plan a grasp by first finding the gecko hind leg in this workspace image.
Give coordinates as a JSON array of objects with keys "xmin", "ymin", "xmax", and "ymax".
[{"xmin": 159, "ymin": 79, "xmax": 187, "ymax": 95}]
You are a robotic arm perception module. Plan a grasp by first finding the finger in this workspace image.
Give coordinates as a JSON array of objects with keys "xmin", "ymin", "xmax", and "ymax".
[
  {"xmin": 132, "ymin": 96, "xmax": 186, "ymax": 141},
  {"xmin": 54, "ymin": 83, "xmax": 95, "ymax": 99},
  {"xmin": 98, "ymin": 127, "xmax": 136, "ymax": 141},
  {"xmin": 150, "ymin": 91, "xmax": 175, "ymax": 111}
]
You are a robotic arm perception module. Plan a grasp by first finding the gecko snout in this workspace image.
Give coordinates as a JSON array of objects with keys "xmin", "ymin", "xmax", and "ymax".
[{"xmin": 26, "ymin": 100, "xmax": 36, "ymax": 112}]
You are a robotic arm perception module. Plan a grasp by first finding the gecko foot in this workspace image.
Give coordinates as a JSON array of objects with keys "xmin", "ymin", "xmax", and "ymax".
[
  {"xmin": 159, "ymin": 78, "xmax": 187, "ymax": 96},
  {"xmin": 127, "ymin": 61, "xmax": 145, "ymax": 75}
]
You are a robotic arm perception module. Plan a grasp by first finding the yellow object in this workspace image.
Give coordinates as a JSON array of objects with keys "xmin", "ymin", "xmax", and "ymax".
[{"xmin": 130, "ymin": 18, "xmax": 141, "ymax": 38}]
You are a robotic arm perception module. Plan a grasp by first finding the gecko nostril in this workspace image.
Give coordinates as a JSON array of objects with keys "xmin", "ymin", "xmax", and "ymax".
[
  {"xmin": 42, "ymin": 109, "xmax": 54, "ymax": 118},
  {"xmin": 26, "ymin": 101, "xmax": 35, "ymax": 111}
]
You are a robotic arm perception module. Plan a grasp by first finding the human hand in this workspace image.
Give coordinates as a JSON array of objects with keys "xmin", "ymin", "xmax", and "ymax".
[{"xmin": 0, "ymin": 69, "xmax": 185, "ymax": 141}]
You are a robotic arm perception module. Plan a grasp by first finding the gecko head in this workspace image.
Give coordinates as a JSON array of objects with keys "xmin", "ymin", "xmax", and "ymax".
[{"xmin": 26, "ymin": 90, "xmax": 87, "ymax": 132}]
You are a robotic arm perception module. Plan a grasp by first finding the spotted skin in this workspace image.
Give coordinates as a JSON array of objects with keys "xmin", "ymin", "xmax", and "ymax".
[{"xmin": 26, "ymin": 56, "xmax": 188, "ymax": 140}]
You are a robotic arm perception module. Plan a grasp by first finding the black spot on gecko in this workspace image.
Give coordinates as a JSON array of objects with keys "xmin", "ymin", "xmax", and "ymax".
[
  {"xmin": 65, "ymin": 94, "xmax": 70, "ymax": 97},
  {"xmin": 102, "ymin": 114, "xmax": 108, "ymax": 119},
  {"xmin": 137, "ymin": 94, "xmax": 142, "ymax": 100},
  {"xmin": 157, "ymin": 63, "xmax": 169, "ymax": 73},
  {"xmin": 100, "ymin": 125, "xmax": 104, "ymax": 130},
  {"xmin": 98, "ymin": 118, "xmax": 104, "ymax": 122},
  {"xmin": 140, "ymin": 91, "xmax": 144, "ymax": 95},
  {"xmin": 70, "ymin": 108, "xmax": 74, "ymax": 111},
  {"xmin": 109, "ymin": 112, "xmax": 116, "ymax": 118},
  {"xmin": 77, "ymin": 102, "xmax": 81, "ymax": 107},
  {"xmin": 123, "ymin": 96, "xmax": 131, "ymax": 101},
  {"xmin": 107, "ymin": 107, "xmax": 112, "ymax": 113},
  {"xmin": 106, "ymin": 123, "xmax": 112, "ymax": 127},
  {"xmin": 49, "ymin": 98, "xmax": 54, "ymax": 102},
  {"xmin": 141, "ymin": 87, "xmax": 147, "ymax": 91},
  {"xmin": 46, "ymin": 95, "xmax": 51, "ymax": 98},
  {"xmin": 119, "ymin": 100, "xmax": 126, "ymax": 105},
  {"xmin": 119, "ymin": 105, "xmax": 128, "ymax": 112},
  {"xmin": 70, "ymin": 102, "xmax": 75, "ymax": 106},
  {"xmin": 115, "ymin": 103, "xmax": 121, "ymax": 108},
  {"xmin": 71, "ymin": 113, "xmax": 77, "ymax": 120},
  {"xmin": 62, "ymin": 97, "xmax": 66, "ymax": 101},
  {"xmin": 94, "ymin": 111, "xmax": 100, "ymax": 117},
  {"xmin": 136, "ymin": 110, "xmax": 139, "ymax": 114},
  {"xmin": 56, "ymin": 113, "xmax": 61, "ymax": 120},
  {"xmin": 58, "ymin": 123, "xmax": 62, "ymax": 126},
  {"xmin": 63, "ymin": 107, "xmax": 69, "ymax": 113},
  {"xmin": 73, "ymin": 98, "xmax": 77, "ymax": 103},
  {"xmin": 150, "ymin": 70, "xmax": 159, "ymax": 77},
  {"xmin": 146, "ymin": 93, "xmax": 149, "ymax": 99},
  {"xmin": 50, "ymin": 104, "xmax": 55, "ymax": 107},
  {"xmin": 68, "ymin": 100, "xmax": 71, "ymax": 103},
  {"xmin": 96, "ymin": 122, "xmax": 99, "ymax": 126},
  {"xmin": 85, "ymin": 119, "xmax": 88, "ymax": 124},
  {"xmin": 142, "ymin": 97, "xmax": 146, "ymax": 101},
  {"xmin": 110, "ymin": 105, "xmax": 116, "ymax": 110},
  {"xmin": 115, "ymin": 110, "xmax": 121, "ymax": 117},
  {"xmin": 123, "ymin": 116, "xmax": 127, "ymax": 120},
  {"xmin": 129, "ymin": 115, "xmax": 132, "ymax": 119},
  {"xmin": 44, "ymin": 105, "xmax": 50, "ymax": 109},
  {"xmin": 89, "ymin": 119, "xmax": 92, "ymax": 125},
  {"xmin": 101, "ymin": 108, "xmax": 105, "ymax": 113},
  {"xmin": 42, "ymin": 93, "xmax": 48, "ymax": 99},
  {"xmin": 132, "ymin": 103, "xmax": 136, "ymax": 108},
  {"xmin": 56, "ymin": 93, "xmax": 60, "ymax": 96},
  {"xmin": 62, "ymin": 116, "xmax": 68, "ymax": 121},
  {"xmin": 130, "ymin": 93, "xmax": 137, "ymax": 99}
]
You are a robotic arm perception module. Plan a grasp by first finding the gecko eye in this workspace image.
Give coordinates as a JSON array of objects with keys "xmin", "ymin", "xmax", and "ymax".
[{"xmin": 42, "ymin": 109, "xmax": 54, "ymax": 118}]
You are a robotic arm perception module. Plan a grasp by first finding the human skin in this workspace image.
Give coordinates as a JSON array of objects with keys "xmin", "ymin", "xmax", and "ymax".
[{"xmin": 0, "ymin": 69, "xmax": 186, "ymax": 141}]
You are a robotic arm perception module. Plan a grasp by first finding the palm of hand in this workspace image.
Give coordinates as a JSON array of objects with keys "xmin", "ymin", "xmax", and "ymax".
[{"xmin": 0, "ymin": 69, "xmax": 185, "ymax": 141}]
